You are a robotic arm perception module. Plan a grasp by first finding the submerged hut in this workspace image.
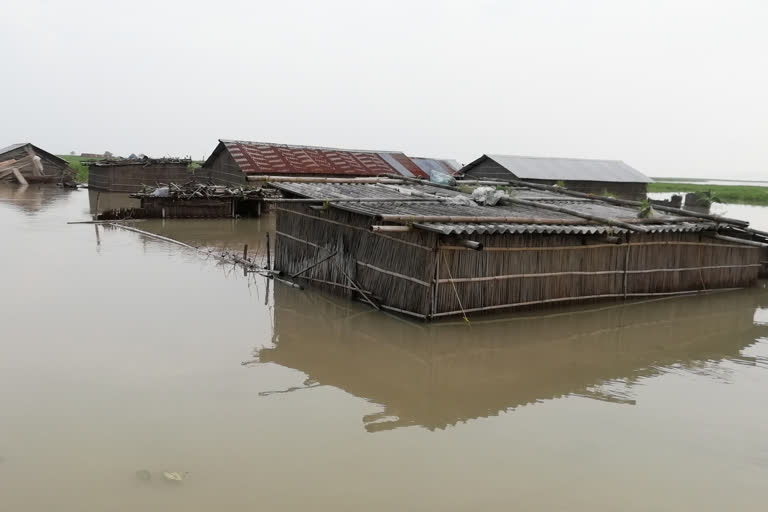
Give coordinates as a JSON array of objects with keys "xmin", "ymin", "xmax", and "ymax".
[
  {"xmin": 201, "ymin": 140, "xmax": 431, "ymax": 186},
  {"xmin": 271, "ymin": 178, "xmax": 761, "ymax": 320},
  {"xmin": 460, "ymin": 154, "xmax": 652, "ymax": 200},
  {"xmin": 87, "ymin": 157, "xmax": 192, "ymax": 193},
  {"xmin": 0, "ymin": 143, "xmax": 71, "ymax": 184}
]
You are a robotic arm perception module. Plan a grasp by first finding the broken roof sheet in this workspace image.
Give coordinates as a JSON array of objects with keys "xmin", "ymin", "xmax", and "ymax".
[
  {"xmin": 270, "ymin": 181, "xmax": 713, "ymax": 236},
  {"xmin": 410, "ymin": 157, "xmax": 462, "ymax": 177},
  {"xmin": 467, "ymin": 154, "xmax": 653, "ymax": 183},
  {"xmin": 212, "ymin": 140, "xmax": 429, "ymax": 178}
]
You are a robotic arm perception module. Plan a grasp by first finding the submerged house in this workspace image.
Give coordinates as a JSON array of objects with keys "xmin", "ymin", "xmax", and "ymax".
[
  {"xmin": 461, "ymin": 154, "xmax": 652, "ymax": 200},
  {"xmin": 0, "ymin": 143, "xmax": 71, "ymax": 183},
  {"xmin": 272, "ymin": 178, "xmax": 761, "ymax": 320},
  {"xmin": 87, "ymin": 157, "xmax": 192, "ymax": 193},
  {"xmin": 201, "ymin": 140, "xmax": 434, "ymax": 185}
]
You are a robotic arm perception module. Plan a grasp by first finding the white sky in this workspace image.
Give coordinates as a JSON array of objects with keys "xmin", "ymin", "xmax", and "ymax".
[{"xmin": 1, "ymin": 0, "xmax": 766, "ymax": 178}]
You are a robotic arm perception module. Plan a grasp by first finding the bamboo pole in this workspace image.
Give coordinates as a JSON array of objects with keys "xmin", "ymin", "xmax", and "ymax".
[
  {"xmin": 710, "ymin": 234, "xmax": 768, "ymax": 248},
  {"xmin": 105, "ymin": 223, "xmax": 197, "ymax": 250},
  {"xmin": 455, "ymin": 240, "xmax": 483, "ymax": 251},
  {"xmin": 431, "ymin": 288, "xmax": 744, "ymax": 318},
  {"xmin": 377, "ymin": 214, "xmax": 591, "ymax": 224},
  {"xmin": 502, "ymin": 196, "xmax": 649, "ymax": 233},
  {"xmin": 248, "ymin": 176, "xmax": 406, "ymax": 184},
  {"xmin": 439, "ymin": 239, "xmax": 748, "ymax": 252},
  {"xmin": 371, "ymin": 225, "xmax": 413, "ymax": 232},
  {"xmin": 457, "ymin": 178, "xmax": 750, "ymax": 227},
  {"xmin": 291, "ymin": 251, "xmax": 338, "ymax": 278},
  {"xmin": 264, "ymin": 197, "xmax": 440, "ymax": 203},
  {"xmin": 435, "ymin": 263, "xmax": 760, "ymax": 283},
  {"xmin": 332, "ymin": 259, "xmax": 380, "ymax": 310}
]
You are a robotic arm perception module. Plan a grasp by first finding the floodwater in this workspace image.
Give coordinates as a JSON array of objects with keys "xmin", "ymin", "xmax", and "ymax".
[{"xmin": 2, "ymin": 184, "xmax": 768, "ymax": 511}]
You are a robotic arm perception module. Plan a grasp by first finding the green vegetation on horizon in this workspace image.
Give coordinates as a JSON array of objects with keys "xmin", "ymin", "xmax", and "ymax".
[
  {"xmin": 59, "ymin": 155, "xmax": 95, "ymax": 182},
  {"xmin": 648, "ymin": 182, "xmax": 768, "ymax": 206}
]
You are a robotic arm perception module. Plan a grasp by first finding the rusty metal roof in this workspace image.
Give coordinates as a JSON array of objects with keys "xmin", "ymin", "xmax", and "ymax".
[
  {"xmin": 211, "ymin": 140, "xmax": 429, "ymax": 178},
  {"xmin": 270, "ymin": 181, "xmax": 715, "ymax": 236}
]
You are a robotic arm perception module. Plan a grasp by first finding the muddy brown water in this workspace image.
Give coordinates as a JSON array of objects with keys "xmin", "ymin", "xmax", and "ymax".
[{"xmin": 2, "ymin": 184, "xmax": 768, "ymax": 511}]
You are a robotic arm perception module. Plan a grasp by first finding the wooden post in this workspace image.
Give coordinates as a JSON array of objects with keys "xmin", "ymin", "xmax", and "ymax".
[
  {"xmin": 11, "ymin": 168, "xmax": 28, "ymax": 186},
  {"xmin": 266, "ymin": 233, "xmax": 271, "ymax": 270}
]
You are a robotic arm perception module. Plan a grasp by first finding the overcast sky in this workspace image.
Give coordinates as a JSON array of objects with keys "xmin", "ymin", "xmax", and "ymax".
[{"xmin": 2, "ymin": 0, "xmax": 766, "ymax": 178}]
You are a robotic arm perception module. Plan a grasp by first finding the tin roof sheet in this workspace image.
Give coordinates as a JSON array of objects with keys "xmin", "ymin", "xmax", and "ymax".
[
  {"xmin": 410, "ymin": 157, "xmax": 462, "ymax": 176},
  {"xmin": 0, "ymin": 142, "xmax": 28, "ymax": 156},
  {"xmin": 216, "ymin": 140, "xmax": 429, "ymax": 178},
  {"xmin": 467, "ymin": 154, "xmax": 653, "ymax": 183},
  {"xmin": 271, "ymin": 182, "xmax": 713, "ymax": 235}
]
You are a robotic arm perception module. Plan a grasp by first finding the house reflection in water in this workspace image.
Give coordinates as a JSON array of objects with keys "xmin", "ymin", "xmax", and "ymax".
[{"xmin": 256, "ymin": 285, "xmax": 768, "ymax": 433}]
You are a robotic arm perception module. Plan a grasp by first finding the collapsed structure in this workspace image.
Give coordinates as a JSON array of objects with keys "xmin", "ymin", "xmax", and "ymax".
[
  {"xmin": 0, "ymin": 143, "xmax": 71, "ymax": 184},
  {"xmin": 271, "ymin": 178, "xmax": 763, "ymax": 319}
]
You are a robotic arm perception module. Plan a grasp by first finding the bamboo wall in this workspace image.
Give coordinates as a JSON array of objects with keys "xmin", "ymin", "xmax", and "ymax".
[
  {"xmin": 88, "ymin": 163, "xmax": 192, "ymax": 192},
  {"xmin": 274, "ymin": 205, "xmax": 761, "ymax": 319},
  {"xmin": 433, "ymin": 232, "xmax": 760, "ymax": 317},
  {"xmin": 275, "ymin": 204, "xmax": 438, "ymax": 316}
]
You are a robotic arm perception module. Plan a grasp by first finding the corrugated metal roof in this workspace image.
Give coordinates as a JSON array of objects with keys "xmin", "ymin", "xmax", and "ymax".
[
  {"xmin": 467, "ymin": 154, "xmax": 653, "ymax": 183},
  {"xmin": 271, "ymin": 181, "xmax": 713, "ymax": 235},
  {"xmin": 216, "ymin": 140, "xmax": 429, "ymax": 178},
  {"xmin": 410, "ymin": 157, "xmax": 462, "ymax": 176},
  {"xmin": 0, "ymin": 142, "xmax": 29, "ymax": 156}
]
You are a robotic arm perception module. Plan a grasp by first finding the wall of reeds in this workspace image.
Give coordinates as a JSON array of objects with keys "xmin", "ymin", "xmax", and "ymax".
[
  {"xmin": 274, "ymin": 204, "xmax": 761, "ymax": 319},
  {"xmin": 433, "ymin": 231, "xmax": 760, "ymax": 317},
  {"xmin": 275, "ymin": 204, "xmax": 438, "ymax": 316},
  {"xmin": 87, "ymin": 164, "xmax": 192, "ymax": 193}
]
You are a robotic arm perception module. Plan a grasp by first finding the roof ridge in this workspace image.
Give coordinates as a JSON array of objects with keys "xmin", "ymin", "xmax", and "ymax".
[
  {"xmin": 220, "ymin": 139, "xmax": 407, "ymax": 156},
  {"xmin": 487, "ymin": 153, "xmax": 625, "ymax": 164}
]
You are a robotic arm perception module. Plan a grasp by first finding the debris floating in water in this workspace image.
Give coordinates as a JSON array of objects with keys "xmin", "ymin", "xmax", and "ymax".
[{"xmin": 163, "ymin": 471, "xmax": 186, "ymax": 483}]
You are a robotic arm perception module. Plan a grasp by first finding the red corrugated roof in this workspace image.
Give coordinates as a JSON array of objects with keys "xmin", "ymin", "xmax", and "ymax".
[{"xmin": 216, "ymin": 140, "xmax": 429, "ymax": 178}]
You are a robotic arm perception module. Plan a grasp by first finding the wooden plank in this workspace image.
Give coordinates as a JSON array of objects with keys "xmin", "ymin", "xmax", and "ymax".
[
  {"xmin": 25, "ymin": 146, "xmax": 42, "ymax": 176},
  {"xmin": 11, "ymin": 168, "xmax": 28, "ymax": 185},
  {"xmin": 0, "ymin": 159, "xmax": 17, "ymax": 169}
]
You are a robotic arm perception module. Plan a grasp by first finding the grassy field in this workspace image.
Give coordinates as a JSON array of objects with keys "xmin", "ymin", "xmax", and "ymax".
[
  {"xmin": 59, "ymin": 155, "xmax": 97, "ymax": 182},
  {"xmin": 648, "ymin": 182, "xmax": 768, "ymax": 206}
]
